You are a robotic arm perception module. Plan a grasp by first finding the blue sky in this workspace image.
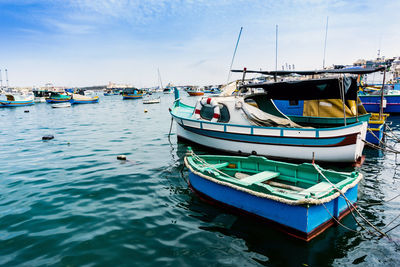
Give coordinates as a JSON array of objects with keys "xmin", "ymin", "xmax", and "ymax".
[{"xmin": 0, "ymin": 0, "xmax": 399, "ymax": 87}]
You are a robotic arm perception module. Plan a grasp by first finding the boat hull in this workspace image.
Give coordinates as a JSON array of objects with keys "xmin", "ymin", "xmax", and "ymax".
[
  {"xmin": 187, "ymin": 92, "xmax": 204, "ymax": 96},
  {"xmin": 359, "ymin": 95, "xmax": 400, "ymax": 113},
  {"xmin": 123, "ymin": 94, "xmax": 143, "ymax": 99},
  {"xmin": 71, "ymin": 97, "xmax": 99, "ymax": 104},
  {"xmin": 46, "ymin": 98, "xmax": 71, "ymax": 103},
  {"xmin": 143, "ymin": 99, "xmax": 160, "ymax": 104},
  {"xmin": 174, "ymin": 119, "xmax": 366, "ymax": 163},
  {"xmin": 0, "ymin": 100, "xmax": 34, "ymax": 107},
  {"xmin": 188, "ymin": 170, "xmax": 358, "ymax": 241}
]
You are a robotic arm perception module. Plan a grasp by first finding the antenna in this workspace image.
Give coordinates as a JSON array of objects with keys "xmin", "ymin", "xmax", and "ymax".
[
  {"xmin": 322, "ymin": 16, "xmax": 329, "ymax": 69},
  {"xmin": 157, "ymin": 68, "xmax": 163, "ymax": 90},
  {"xmin": 5, "ymin": 69, "xmax": 9, "ymax": 89},
  {"xmin": 275, "ymin": 25, "xmax": 278, "ymax": 73},
  {"xmin": 227, "ymin": 27, "xmax": 243, "ymax": 84}
]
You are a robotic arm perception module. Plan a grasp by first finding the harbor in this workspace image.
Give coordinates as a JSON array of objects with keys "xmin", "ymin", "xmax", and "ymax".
[
  {"xmin": 0, "ymin": 89, "xmax": 400, "ymax": 265},
  {"xmin": 1, "ymin": 0, "xmax": 400, "ymax": 266}
]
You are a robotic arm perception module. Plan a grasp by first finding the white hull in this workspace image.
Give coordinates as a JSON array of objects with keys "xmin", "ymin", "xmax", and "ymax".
[
  {"xmin": 175, "ymin": 121, "xmax": 366, "ymax": 163},
  {"xmin": 52, "ymin": 103, "xmax": 71, "ymax": 108}
]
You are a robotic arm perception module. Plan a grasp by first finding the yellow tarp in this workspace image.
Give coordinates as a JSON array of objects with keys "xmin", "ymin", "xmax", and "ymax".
[{"xmin": 303, "ymin": 98, "xmax": 367, "ymax": 118}]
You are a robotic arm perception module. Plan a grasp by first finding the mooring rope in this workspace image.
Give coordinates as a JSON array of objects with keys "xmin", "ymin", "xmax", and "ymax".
[
  {"xmin": 312, "ymin": 162, "xmax": 389, "ymax": 238},
  {"xmin": 385, "ymin": 125, "xmax": 400, "ymax": 143},
  {"xmin": 320, "ymin": 202, "xmax": 359, "ymax": 234},
  {"xmin": 168, "ymin": 117, "xmax": 173, "ymax": 140},
  {"xmin": 363, "ymin": 139, "xmax": 400, "ymax": 154}
]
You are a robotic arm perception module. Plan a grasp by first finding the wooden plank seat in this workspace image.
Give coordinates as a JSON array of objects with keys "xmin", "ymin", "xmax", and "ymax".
[
  {"xmin": 202, "ymin": 162, "xmax": 230, "ymax": 173},
  {"xmin": 302, "ymin": 181, "xmax": 333, "ymax": 196},
  {"xmin": 239, "ymin": 171, "xmax": 280, "ymax": 185}
]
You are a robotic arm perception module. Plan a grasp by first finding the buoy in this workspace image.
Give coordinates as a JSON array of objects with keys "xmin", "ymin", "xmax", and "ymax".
[
  {"xmin": 42, "ymin": 135, "xmax": 54, "ymax": 140},
  {"xmin": 117, "ymin": 155, "xmax": 127, "ymax": 160},
  {"xmin": 144, "ymin": 109, "xmax": 148, "ymax": 113},
  {"xmin": 24, "ymin": 110, "xmax": 29, "ymax": 113}
]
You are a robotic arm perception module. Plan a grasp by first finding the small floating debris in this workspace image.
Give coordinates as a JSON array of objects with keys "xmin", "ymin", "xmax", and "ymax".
[
  {"xmin": 117, "ymin": 155, "xmax": 127, "ymax": 160},
  {"xmin": 24, "ymin": 110, "xmax": 29, "ymax": 113},
  {"xmin": 42, "ymin": 135, "xmax": 54, "ymax": 140}
]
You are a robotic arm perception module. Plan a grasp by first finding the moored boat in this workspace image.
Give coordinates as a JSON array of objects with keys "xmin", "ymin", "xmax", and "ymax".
[
  {"xmin": 122, "ymin": 88, "xmax": 143, "ymax": 99},
  {"xmin": 52, "ymin": 102, "xmax": 71, "ymax": 108},
  {"xmin": 187, "ymin": 87, "xmax": 205, "ymax": 96},
  {"xmin": 0, "ymin": 94, "xmax": 34, "ymax": 107},
  {"xmin": 45, "ymin": 92, "xmax": 71, "ymax": 103},
  {"xmin": 143, "ymin": 97, "xmax": 160, "ymax": 104},
  {"xmin": 170, "ymin": 76, "xmax": 368, "ymax": 163},
  {"xmin": 70, "ymin": 94, "xmax": 99, "ymax": 104},
  {"xmin": 184, "ymin": 148, "xmax": 362, "ymax": 241}
]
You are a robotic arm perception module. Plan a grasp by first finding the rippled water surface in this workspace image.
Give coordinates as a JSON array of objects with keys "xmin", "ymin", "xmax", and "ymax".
[{"xmin": 1, "ymin": 93, "xmax": 399, "ymax": 266}]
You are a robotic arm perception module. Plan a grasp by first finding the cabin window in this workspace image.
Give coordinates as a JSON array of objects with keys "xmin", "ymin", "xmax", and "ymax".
[
  {"xmin": 289, "ymin": 100, "xmax": 299, "ymax": 106},
  {"xmin": 200, "ymin": 104, "xmax": 230, "ymax": 123}
]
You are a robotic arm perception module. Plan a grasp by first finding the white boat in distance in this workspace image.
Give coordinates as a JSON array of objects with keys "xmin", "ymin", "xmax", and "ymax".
[
  {"xmin": 52, "ymin": 102, "xmax": 71, "ymax": 108},
  {"xmin": 143, "ymin": 97, "xmax": 160, "ymax": 104}
]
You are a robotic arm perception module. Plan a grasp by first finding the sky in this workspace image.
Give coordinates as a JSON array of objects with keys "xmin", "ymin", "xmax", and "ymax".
[{"xmin": 0, "ymin": 0, "xmax": 399, "ymax": 87}]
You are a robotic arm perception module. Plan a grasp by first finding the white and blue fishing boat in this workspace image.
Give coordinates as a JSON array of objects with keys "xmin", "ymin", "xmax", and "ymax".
[
  {"xmin": 70, "ymin": 93, "xmax": 99, "ymax": 104},
  {"xmin": 184, "ymin": 148, "xmax": 362, "ymax": 241},
  {"xmin": 170, "ymin": 77, "xmax": 367, "ymax": 163},
  {"xmin": 45, "ymin": 92, "xmax": 72, "ymax": 103},
  {"xmin": 0, "ymin": 94, "xmax": 34, "ymax": 107}
]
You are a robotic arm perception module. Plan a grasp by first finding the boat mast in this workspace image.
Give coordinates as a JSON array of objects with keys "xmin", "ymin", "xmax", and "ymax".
[
  {"xmin": 380, "ymin": 67, "xmax": 386, "ymax": 120},
  {"xmin": 227, "ymin": 27, "xmax": 243, "ymax": 84},
  {"xmin": 0, "ymin": 69, "xmax": 2, "ymax": 89},
  {"xmin": 274, "ymin": 25, "xmax": 278, "ymax": 82},
  {"xmin": 157, "ymin": 68, "xmax": 163, "ymax": 90},
  {"xmin": 5, "ymin": 69, "xmax": 9, "ymax": 90},
  {"xmin": 322, "ymin": 16, "xmax": 329, "ymax": 69}
]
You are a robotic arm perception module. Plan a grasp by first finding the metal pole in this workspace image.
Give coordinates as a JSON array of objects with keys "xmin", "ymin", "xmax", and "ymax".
[
  {"xmin": 275, "ymin": 25, "xmax": 278, "ymax": 82},
  {"xmin": 158, "ymin": 68, "xmax": 163, "ymax": 91},
  {"xmin": 322, "ymin": 17, "xmax": 329, "ymax": 69},
  {"xmin": 5, "ymin": 69, "xmax": 9, "ymax": 89},
  {"xmin": 340, "ymin": 76, "xmax": 347, "ymax": 126},
  {"xmin": 227, "ymin": 27, "xmax": 243, "ymax": 84},
  {"xmin": 380, "ymin": 67, "xmax": 386, "ymax": 120}
]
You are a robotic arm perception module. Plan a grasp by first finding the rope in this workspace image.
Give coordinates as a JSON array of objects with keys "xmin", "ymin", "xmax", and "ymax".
[
  {"xmin": 320, "ymin": 202, "xmax": 359, "ymax": 233},
  {"xmin": 383, "ymin": 214, "xmax": 400, "ymax": 230},
  {"xmin": 384, "ymin": 125, "xmax": 400, "ymax": 143},
  {"xmin": 168, "ymin": 117, "xmax": 173, "ymax": 140},
  {"xmin": 189, "ymin": 150, "xmax": 234, "ymax": 179},
  {"xmin": 184, "ymin": 152, "xmax": 362, "ymax": 206},
  {"xmin": 312, "ymin": 162, "xmax": 389, "ymax": 238},
  {"xmin": 363, "ymin": 139, "xmax": 400, "ymax": 154},
  {"xmin": 367, "ymin": 128, "xmax": 386, "ymax": 147}
]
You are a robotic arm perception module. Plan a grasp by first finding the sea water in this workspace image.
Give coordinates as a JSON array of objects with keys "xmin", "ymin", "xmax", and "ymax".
[{"xmin": 0, "ymin": 93, "xmax": 399, "ymax": 266}]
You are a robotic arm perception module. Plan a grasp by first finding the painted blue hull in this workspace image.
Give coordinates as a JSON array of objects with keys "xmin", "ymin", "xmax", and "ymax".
[
  {"xmin": 189, "ymin": 171, "xmax": 358, "ymax": 240},
  {"xmin": 0, "ymin": 100, "xmax": 34, "ymax": 107},
  {"xmin": 366, "ymin": 121, "xmax": 385, "ymax": 144},
  {"xmin": 71, "ymin": 99, "xmax": 99, "ymax": 104},
  {"xmin": 123, "ymin": 94, "xmax": 143, "ymax": 99},
  {"xmin": 359, "ymin": 95, "xmax": 400, "ymax": 113},
  {"xmin": 45, "ymin": 98, "xmax": 71, "ymax": 103}
]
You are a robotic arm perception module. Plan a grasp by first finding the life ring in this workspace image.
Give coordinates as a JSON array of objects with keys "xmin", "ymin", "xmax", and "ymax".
[{"xmin": 194, "ymin": 97, "xmax": 220, "ymax": 122}]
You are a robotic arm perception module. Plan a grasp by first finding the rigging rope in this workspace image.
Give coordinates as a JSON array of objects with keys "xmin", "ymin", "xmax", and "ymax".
[{"xmin": 312, "ymin": 162, "xmax": 389, "ymax": 238}]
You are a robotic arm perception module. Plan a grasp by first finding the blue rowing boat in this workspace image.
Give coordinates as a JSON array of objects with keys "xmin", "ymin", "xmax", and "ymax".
[{"xmin": 184, "ymin": 148, "xmax": 362, "ymax": 241}]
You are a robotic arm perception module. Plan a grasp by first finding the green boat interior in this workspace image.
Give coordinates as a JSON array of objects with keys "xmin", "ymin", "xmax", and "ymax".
[{"xmin": 186, "ymin": 153, "xmax": 359, "ymax": 202}]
